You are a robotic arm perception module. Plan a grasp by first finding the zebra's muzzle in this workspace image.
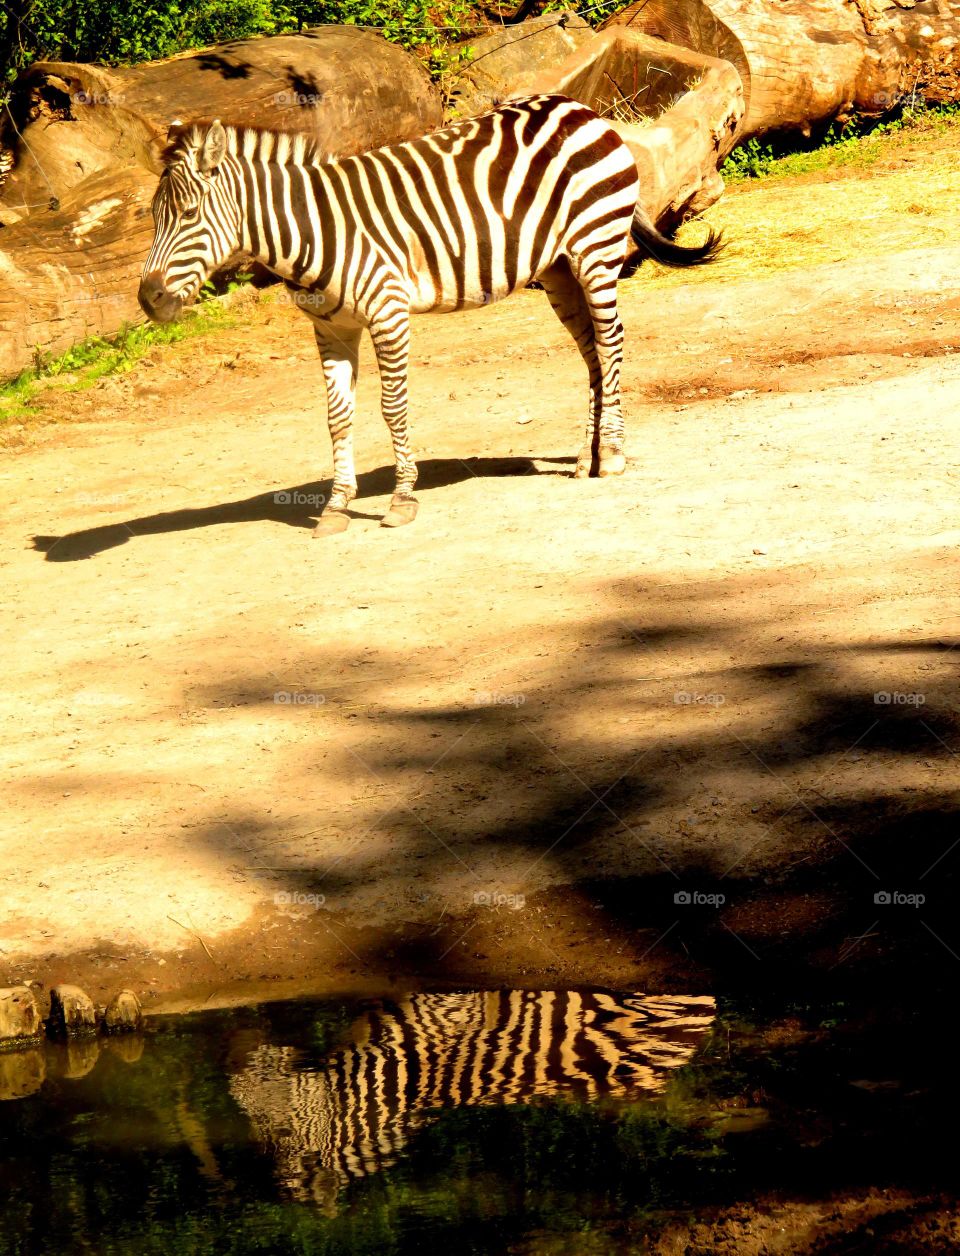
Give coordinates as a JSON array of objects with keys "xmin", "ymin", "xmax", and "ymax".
[{"xmin": 138, "ymin": 273, "xmax": 184, "ymax": 324}]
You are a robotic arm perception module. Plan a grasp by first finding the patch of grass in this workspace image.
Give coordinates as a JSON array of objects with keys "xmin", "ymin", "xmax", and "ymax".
[
  {"xmin": 0, "ymin": 301, "xmax": 236, "ymax": 424},
  {"xmin": 722, "ymin": 101, "xmax": 960, "ymax": 183},
  {"xmin": 628, "ymin": 121, "xmax": 960, "ymax": 293}
]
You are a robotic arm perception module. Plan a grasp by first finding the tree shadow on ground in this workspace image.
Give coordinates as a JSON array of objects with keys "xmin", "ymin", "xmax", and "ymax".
[{"xmin": 171, "ymin": 570, "xmax": 960, "ymax": 999}]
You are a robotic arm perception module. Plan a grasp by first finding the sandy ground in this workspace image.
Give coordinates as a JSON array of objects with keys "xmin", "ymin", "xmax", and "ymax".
[{"xmin": 4, "ymin": 138, "xmax": 960, "ymax": 1019}]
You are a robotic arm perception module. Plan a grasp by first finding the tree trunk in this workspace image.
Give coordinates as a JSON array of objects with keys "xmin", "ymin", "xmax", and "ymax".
[
  {"xmin": 0, "ymin": 30, "xmax": 442, "ymax": 382},
  {"xmin": 522, "ymin": 28, "xmax": 745, "ymax": 228},
  {"xmin": 603, "ymin": 0, "xmax": 960, "ymax": 140}
]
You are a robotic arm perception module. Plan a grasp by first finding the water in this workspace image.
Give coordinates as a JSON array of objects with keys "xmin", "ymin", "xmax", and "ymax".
[{"xmin": 0, "ymin": 989, "xmax": 954, "ymax": 1254}]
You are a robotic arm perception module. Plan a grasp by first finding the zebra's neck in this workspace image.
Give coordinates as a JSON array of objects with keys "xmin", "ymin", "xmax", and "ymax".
[
  {"xmin": 221, "ymin": 124, "xmax": 328, "ymax": 169},
  {"xmin": 221, "ymin": 130, "xmax": 331, "ymax": 284}
]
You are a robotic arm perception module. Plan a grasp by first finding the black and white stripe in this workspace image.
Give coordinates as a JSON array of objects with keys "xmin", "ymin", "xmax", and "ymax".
[
  {"xmin": 229, "ymin": 990, "xmax": 715, "ymax": 1206},
  {"xmin": 140, "ymin": 96, "xmax": 720, "ymax": 530}
]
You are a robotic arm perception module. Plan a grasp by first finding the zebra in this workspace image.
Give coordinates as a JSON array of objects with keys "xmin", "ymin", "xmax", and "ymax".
[
  {"xmin": 228, "ymin": 989, "xmax": 716, "ymax": 1210},
  {"xmin": 139, "ymin": 95, "xmax": 721, "ymax": 533}
]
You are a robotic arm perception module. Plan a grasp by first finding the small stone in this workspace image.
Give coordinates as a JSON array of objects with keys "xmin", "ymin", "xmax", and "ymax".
[
  {"xmin": 48, "ymin": 985, "xmax": 98, "ymax": 1038},
  {"xmin": 103, "ymin": 990, "xmax": 143, "ymax": 1034},
  {"xmin": 0, "ymin": 986, "xmax": 42, "ymax": 1046}
]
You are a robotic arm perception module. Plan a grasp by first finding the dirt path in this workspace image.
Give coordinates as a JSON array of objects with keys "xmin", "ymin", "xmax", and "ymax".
[{"xmin": 4, "ymin": 140, "xmax": 960, "ymax": 1013}]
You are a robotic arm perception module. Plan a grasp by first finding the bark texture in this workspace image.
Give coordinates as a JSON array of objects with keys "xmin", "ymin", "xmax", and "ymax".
[
  {"xmin": 603, "ymin": 0, "xmax": 960, "ymax": 139},
  {"xmin": 0, "ymin": 30, "xmax": 442, "ymax": 380}
]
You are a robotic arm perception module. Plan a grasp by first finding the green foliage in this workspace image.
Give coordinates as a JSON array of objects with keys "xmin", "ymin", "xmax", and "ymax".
[
  {"xmin": 0, "ymin": 0, "xmax": 625, "ymax": 91},
  {"xmin": 722, "ymin": 100, "xmax": 960, "ymax": 183},
  {"xmin": 291, "ymin": 0, "xmax": 478, "ymax": 80},
  {"xmin": 0, "ymin": 0, "xmax": 481, "ymax": 85},
  {"xmin": 198, "ymin": 270, "xmax": 253, "ymax": 302},
  {"xmin": 1, "ymin": 0, "xmax": 291, "ymax": 80},
  {"xmin": 0, "ymin": 301, "xmax": 234, "ymax": 422}
]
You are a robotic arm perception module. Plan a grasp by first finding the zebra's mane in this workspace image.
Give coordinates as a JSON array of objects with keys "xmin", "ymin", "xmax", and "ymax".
[{"xmin": 162, "ymin": 122, "xmax": 329, "ymax": 169}]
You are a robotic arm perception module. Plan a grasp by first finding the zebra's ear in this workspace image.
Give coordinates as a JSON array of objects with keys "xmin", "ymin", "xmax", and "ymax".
[{"xmin": 199, "ymin": 119, "xmax": 227, "ymax": 175}]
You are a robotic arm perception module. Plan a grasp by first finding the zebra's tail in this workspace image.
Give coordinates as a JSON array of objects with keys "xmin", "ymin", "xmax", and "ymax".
[{"xmin": 622, "ymin": 205, "xmax": 724, "ymax": 275}]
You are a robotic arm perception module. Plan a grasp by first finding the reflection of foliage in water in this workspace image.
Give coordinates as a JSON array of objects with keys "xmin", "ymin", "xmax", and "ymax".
[
  {"xmin": 0, "ymin": 996, "xmax": 727, "ymax": 1255},
  {"xmin": 0, "ymin": 1098, "xmax": 730, "ymax": 1255},
  {"xmin": 0, "ymin": 994, "xmax": 956, "ymax": 1255}
]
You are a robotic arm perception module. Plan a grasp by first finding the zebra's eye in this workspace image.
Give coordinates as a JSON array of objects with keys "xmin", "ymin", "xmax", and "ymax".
[{"xmin": 181, "ymin": 206, "xmax": 200, "ymax": 224}]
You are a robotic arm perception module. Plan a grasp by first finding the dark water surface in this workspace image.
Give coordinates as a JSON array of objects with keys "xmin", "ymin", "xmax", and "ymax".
[{"xmin": 0, "ymin": 989, "xmax": 954, "ymax": 1254}]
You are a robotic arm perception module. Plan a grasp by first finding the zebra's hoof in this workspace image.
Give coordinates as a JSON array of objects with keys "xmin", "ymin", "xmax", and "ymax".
[
  {"xmin": 575, "ymin": 445, "xmax": 598, "ymax": 478},
  {"xmin": 598, "ymin": 447, "xmax": 626, "ymax": 477},
  {"xmin": 311, "ymin": 509, "xmax": 350, "ymax": 537},
  {"xmin": 381, "ymin": 496, "xmax": 419, "ymax": 528}
]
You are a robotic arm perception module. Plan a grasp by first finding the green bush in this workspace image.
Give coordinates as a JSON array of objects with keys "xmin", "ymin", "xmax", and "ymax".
[
  {"xmin": 2, "ymin": 1, "xmax": 290, "ymax": 79},
  {"xmin": 721, "ymin": 101, "xmax": 960, "ymax": 183},
  {"xmin": 0, "ymin": 0, "xmax": 479, "ymax": 84}
]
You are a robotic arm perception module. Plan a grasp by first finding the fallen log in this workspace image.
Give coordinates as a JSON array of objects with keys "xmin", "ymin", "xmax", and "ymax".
[
  {"xmin": 603, "ymin": 0, "xmax": 960, "ymax": 140},
  {"xmin": 0, "ymin": 30, "xmax": 442, "ymax": 381},
  {"xmin": 445, "ymin": 12, "xmax": 598, "ymax": 117},
  {"xmin": 526, "ymin": 28, "xmax": 744, "ymax": 227}
]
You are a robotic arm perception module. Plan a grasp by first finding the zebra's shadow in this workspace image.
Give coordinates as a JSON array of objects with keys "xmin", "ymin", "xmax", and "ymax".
[{"xmin": 32, "ymin": 455, "xmax": 572, "ymax": 562}]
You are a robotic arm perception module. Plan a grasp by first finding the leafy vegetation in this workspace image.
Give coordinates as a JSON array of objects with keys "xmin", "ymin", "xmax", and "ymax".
[
  {"xmin": 721, "ymin": 99, "xmax": 960, "ymax": 182},
  {"xmin": 0, "ymin": 0, "xmax": 483, "ymax": 88},
  {"xmin": 0, "ymin": 300, "xmax": 236, "ymax": 423}
]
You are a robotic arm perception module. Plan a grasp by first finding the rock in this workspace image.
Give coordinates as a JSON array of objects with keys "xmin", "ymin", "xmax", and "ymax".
[
  {"xmin": 103, "ymin": 990, "xmax": 143, "ymax": 1034},
  {"xmin": 47, "ymin": 984, "xmax": 98, "ymax": 1038},
  {"xmin": 0, "ymin": 986, "xmax": 42, "ymax": 1046},
  {"xmin": 0, "ymin": 1048, "xmax": 46, "ymax": 1100}
]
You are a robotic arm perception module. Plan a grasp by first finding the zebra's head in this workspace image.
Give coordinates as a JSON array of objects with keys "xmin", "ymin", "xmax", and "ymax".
[{"xmin": 139, "ymin": 119, "xmax": 242, "ymax": 323}]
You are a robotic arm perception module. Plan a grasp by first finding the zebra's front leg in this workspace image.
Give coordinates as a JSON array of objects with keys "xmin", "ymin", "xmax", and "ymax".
[
  {"xmin": 311, "ymin": 317, "xmax": 363, "ymax": 537},
  {"xmin": 369, "ymin": 309, "xmax": 418, "ymax": 528}
]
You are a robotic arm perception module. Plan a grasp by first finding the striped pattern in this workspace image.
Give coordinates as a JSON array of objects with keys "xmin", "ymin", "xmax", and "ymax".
[
  {"xmin": 229, "ymin": 990, "xmax": 715, "ymax": 1207},
  {"xmin": 140, "ymin": 96, "xmax": 646, "ymax": 523}
]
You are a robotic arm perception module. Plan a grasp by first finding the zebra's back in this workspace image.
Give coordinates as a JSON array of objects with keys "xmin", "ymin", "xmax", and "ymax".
[{"xmin": 304, "ymin": 95, "xmax": 640, "ymax": 313}]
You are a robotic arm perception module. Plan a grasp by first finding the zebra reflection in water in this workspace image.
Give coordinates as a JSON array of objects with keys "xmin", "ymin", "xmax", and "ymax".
[{"xmin": 229, "ymin": 990, "xmax": 715, "ymax": 1208}]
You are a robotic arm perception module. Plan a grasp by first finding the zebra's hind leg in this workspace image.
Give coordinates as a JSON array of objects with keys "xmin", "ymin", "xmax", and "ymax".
[
  {"xmin": 311, "ymin": 317, "xmax": 363, "ymax": 537},
  {"xmin": 579, "ymin": 262, "xmax": 627, "ymax": 478},
  {"xmin": 537, "ymin": 261, "xmax": 604, "ymax": 478},
  {"xmin": 369, "ymin": 308, "xmax": 419, "ymax": 528}
]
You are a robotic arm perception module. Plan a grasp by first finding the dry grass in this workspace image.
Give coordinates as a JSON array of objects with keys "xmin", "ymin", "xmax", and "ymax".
[
  {"xmin": 632, "ymin": 121, "xmax": 960, "ymax": 290},
  {"xmin": 598, "ymin": 91, "xmax": 656, "ymax": 127}
]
